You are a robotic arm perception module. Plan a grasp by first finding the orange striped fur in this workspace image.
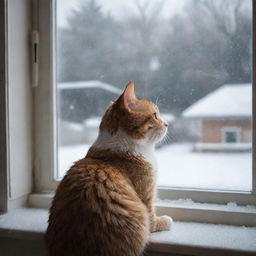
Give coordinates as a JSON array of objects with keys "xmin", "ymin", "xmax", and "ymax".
[{"xmin": 46, "ymin": 81, "xmax": 172, "ymax": 256}]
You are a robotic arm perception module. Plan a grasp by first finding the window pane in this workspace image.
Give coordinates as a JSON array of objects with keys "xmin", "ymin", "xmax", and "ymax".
[
  {"xmin": 225, "ymin": 132, "xmax": 238, "ymax": 143},
  {"xmin": 56, "ymin": 0, "xmax": 252, "ymax": 191}
]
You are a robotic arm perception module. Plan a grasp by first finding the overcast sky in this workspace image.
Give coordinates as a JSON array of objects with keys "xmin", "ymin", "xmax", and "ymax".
[{"xmin": 57, "ymin": 0, "xmax": 185, "ymax": 27}]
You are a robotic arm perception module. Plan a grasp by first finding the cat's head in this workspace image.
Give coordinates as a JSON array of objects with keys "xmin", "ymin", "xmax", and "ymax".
[{"xmin": 99, "ymin": 81, "xmax": 168, "ymax": 145}]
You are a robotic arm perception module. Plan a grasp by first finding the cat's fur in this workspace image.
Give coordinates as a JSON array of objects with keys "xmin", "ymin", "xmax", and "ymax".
[{"xmin": 45, "ymin": 81, "xmax": 172, "ymax": 256}]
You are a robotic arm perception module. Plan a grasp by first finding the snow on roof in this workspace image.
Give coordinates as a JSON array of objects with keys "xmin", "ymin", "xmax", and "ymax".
[
  {"xmin": 182, "ymin": 83, "xmax": 252, "ymax": 118},
  {"xmin": 83, "ymin": 116, "xmax": 101, "ymax": 128},
  {"xmin": 58, "ymin": 80, "xmax": 122, "ymax": 94}
]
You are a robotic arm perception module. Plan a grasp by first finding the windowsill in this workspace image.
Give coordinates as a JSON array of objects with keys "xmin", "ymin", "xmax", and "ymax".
[
  {"xmin": 28, "ymin": 193, "xmax": 256, "ymax": 226},
  {"xmin": 0, "ymin": 208, "xmax": 256, "ymax": 256}
]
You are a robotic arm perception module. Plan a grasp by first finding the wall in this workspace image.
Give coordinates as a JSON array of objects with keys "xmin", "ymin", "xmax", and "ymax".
[
  {"xmin": 201, "ymin": 119, "xmax": 252, "ymax": 143},
  {"xmin": 7, "ymin": 0, "xmax": 33, "ymax": 207}
]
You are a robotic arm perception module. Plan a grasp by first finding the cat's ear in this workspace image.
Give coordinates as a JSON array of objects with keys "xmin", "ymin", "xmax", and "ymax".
[{"xmin": 120, "ymin": 81, "xmax": 137, "ymax": 111}]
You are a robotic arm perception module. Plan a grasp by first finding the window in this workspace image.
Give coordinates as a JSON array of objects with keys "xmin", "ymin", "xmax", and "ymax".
[
  {"xmin": 34, "ymin": 0, "xmax": 256, "ymax": 209},
  {"xmin": 222, "ymin": 127, "xmax": 241, "ymax": 143},
  {"xmin": 225, "ymin": 131, "xmax": 238, "ymax": 143},
  {"xmin": 55, "ymin": 0, "xmax": 253, "ymax": 192},
  {"xmin": 0, "ymin": 0, "xmax": 8, "ymax": 212}
]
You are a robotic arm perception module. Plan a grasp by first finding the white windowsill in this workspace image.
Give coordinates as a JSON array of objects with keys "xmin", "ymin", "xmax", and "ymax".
[
  {"xmin": 28, "ymin": 193, "xmax": 256, "ymax": 226},
  {"xmin": 0, "ymin": 208, "xmax": 256, "ymax": 256}
]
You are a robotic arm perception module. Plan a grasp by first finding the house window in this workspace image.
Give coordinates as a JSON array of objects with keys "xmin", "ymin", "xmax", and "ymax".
[
  {"xmin": 222, "ymin": 127, "xmax": 241, "ymax": 143},
  {"xmin": 53, "ymin": 0, "xmax": 253, "ymax": 192},
  {"xmin": 225, "ymin": 131, "xmax": 239, "ymax": 143}
]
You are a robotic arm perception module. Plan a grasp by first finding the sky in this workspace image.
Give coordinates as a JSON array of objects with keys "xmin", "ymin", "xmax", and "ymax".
[{"xmin": 57, "ymin": 0, "xmax": 186, "ymax": 27}]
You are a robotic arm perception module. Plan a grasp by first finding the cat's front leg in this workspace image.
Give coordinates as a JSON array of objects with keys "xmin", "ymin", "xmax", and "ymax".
[{"xmin": 148, "ymin": 204, "xmax": 173, "ymax": 232}]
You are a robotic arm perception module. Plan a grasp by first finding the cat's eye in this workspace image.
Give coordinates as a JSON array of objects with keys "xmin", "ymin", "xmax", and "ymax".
[
  {"xmin": 148, "ymin": 125, "xmax": 153, "ymax": 130},
  {"xmin": 153, "ymin": 113, "xmax": 158, "ymax": 119},
  {"xmin": 133, "ymin": 126, "xmax": 139, "ymax": 131}
]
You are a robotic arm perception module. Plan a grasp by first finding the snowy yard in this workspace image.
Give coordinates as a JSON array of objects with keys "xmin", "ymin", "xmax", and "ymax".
[{"xmin": 58, "ymin": 143, "xmax": 252, "ymax": 192}]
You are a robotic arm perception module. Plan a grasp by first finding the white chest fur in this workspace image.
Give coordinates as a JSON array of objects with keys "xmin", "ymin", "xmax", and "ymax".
[
  {"xmin": 138, "ymin": 146, "xmax": 158, "ymax": 175},
  {"xmin": 93, "ymin": 129, "xmax": 158, "ymax": 175}
]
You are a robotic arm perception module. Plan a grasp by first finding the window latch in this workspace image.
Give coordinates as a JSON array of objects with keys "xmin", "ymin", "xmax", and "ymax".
[{"xmin": 32, "ymin": 30, "xmax": 39, "ymax": 88}]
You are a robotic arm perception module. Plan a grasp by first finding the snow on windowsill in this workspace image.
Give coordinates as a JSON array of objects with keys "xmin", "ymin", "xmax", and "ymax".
[
  {"xmin": 156, "ymin": 198, "xmax": 256, "ymax": 213},
  {"xmin": 0, "ymin": 208, "xmax": 256, "ymax": 256},
  {"xmin": 149, "ymin": 221, "xmax": 256, "ymax": 255}
]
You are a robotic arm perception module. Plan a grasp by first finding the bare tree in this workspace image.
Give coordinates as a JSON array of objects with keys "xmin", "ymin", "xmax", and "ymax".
[
  {"xmin": 123, "ymin": 0, "xmax": 166, "ymax": 97},
  {"xmin": 154, "ymin": 0, "xmax": 252, "ymax": 113}
]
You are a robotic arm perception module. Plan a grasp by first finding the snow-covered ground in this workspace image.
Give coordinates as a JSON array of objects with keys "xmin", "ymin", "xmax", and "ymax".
[
  {"xmin": 156, "ymin": 144, "xmax": 252, "ymax": 191},
  {"xmin": 58, "ymin": 143, "xmax": 252, "ymax": 191}
]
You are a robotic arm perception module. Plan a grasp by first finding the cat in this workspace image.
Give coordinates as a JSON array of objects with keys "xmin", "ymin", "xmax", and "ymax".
[{"xmin": 45, "ymin": 81, "xmax": 172, "ymax": 256}]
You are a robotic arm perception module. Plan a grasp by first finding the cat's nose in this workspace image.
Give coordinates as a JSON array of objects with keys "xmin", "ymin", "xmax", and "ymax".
[{"xmin": 163, "ymin": 122, "xmax": 168, "ymax": 127}]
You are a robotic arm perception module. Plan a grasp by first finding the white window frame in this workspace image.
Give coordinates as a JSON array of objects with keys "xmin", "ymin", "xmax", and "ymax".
[
  {"xmin": 0, "ymin": 0, "xmax": 8, "ymax": 212},
  {"xmin": 33, "ymin": 0, "xmax": 58, "ymax": 192},
  {"xmin": 221, "ymin": 126, "xmax": 241, "ymax": 143},
  {"xmin": 32, "ymin": 0, "xmax": 256, "ymax": 222}
]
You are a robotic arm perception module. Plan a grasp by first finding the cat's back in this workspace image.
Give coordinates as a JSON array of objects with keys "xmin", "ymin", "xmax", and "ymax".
[
  {"xmin": 46, "ymin": 156, "xmax": 149, "ymax": 256},
  {"xmin": 50, "ymin": 157, "xmax": 134, "ymax": 212}
]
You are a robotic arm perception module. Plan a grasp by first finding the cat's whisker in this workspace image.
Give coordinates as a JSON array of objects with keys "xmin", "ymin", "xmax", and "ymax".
[
  {"xmin": 155, "ymin": 96, "xmax": 159, "ymax": 106},
  {"xmin": 160, "ymin": 133, "xmax": 170, "ymax": 146},
  {"xmin": 154, "ymin": 95, "xmax": 163, "ymax": 108}
]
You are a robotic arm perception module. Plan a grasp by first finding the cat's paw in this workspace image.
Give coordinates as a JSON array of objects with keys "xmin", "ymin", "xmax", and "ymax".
[
  {"xmin": 161, "ymin": 215, "xmax": 173, "ymax": 231},
  {"xmin": 154, "ymin": 215, "xmax": 173, "ymax": 232}
]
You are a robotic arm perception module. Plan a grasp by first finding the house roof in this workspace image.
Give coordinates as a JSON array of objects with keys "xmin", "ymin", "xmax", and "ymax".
[
  {"xmin": 182, "ymin": 83, "xmax": 252, "ymax": 118},
  {"xmin": 161, "ymin": 113, "xmax": 176, "ymax": 123},
  {"xmin": 58, "ymin": 80, "xmax": 122, "ymax": 94}
]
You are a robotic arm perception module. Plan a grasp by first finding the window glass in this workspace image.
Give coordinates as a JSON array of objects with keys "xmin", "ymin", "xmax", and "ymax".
[
  {"xmin": 225, "ymin": 131, "xmax": 238, "ymax": 143},
  {"xmin": 56, "ymin": 0, "xmax": 252, "ymax": 191}
]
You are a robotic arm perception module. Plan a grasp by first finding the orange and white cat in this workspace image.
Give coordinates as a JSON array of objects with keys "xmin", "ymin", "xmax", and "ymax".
[{"xmin": 46, "ymin": 81, "xmax": 172, "ymax": 256}]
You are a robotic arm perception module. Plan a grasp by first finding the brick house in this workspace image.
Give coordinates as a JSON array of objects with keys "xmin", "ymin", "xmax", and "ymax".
[{"xmin": 182, "ymin": 84, "xmax": 252, "ymax": 152}]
